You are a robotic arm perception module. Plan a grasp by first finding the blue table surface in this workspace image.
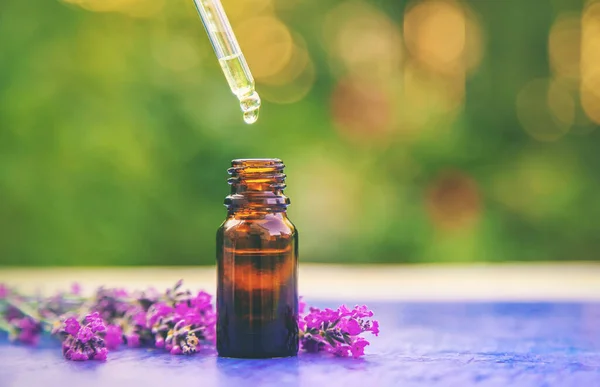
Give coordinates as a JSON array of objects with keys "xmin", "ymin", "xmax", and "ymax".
[{"xmin": 1, "ymin": 301, "xmax": 599, "ymax": 387}]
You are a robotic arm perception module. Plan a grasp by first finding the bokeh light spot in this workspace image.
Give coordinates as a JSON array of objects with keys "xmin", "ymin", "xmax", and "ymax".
[
  {"xmin": 516, "ymin": 78, "xmax": 574, "ymax": 142},
  {"xmin": 549, "ymin": 14, "xmax": 581, "ymax": 80},
  {"xmin": 330, "ymin": 77, "xmax": 393, "ymax": 142},
  {"xmin": 581, "ymin": 72, "xmax": 600, "ymax": 124},
  {"xmin": 323, "ymin": 1, "xmax": 402, "ymax": 82},
  {"xmin": 581, "ymin": 3, "xmax": 600, "ymax": 124},
  {"xmin": 223, "ymin": 0, "xmax": 273, "ymax": 24},
  {"xmin": 426, "ymin": 170, "xmax": 481, "ymax": 231},
  {"xmin": 396, "ymin": 61, "xmax": 464, "ymax": 135},
  {"xmin": 259, "ymin": 37, "xmax": 316, "ymax": 104},
  {"xmin": 404, "ymin": 0, "xmax": 466, "ymax": 74},
  {"xmin": 259, "ymin": 34, "xmax": 309, "ymax": 86},
  {"xmin": 235, "ymin": 16, "xmax": 294, "ymax": 80}
]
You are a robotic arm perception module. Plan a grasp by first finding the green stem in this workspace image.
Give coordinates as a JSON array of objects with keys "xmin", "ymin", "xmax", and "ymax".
[{"xmin": 0, "ymin": 317, "xmax": 13, "ymax": 333}]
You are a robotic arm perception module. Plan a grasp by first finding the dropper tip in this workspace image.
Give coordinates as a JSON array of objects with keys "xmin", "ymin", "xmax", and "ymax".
[
  {"xmin": 243, "ymin": 109, "xmax": 259, "ymax": 124},
  {"xmin": 239, "ymin": 91, "xmax": 261, "ymax": 124}
]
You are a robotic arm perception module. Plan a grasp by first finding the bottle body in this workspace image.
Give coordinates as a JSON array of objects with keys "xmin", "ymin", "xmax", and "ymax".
[{"xmin": 216, "ymin": 159, "xmax": 299, "ymax": 358}]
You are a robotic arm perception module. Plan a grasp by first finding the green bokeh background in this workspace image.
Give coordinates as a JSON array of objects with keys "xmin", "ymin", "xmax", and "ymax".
[{"xmin": 0, "ymin": 0, "xmax": 598, "ymax": 266}]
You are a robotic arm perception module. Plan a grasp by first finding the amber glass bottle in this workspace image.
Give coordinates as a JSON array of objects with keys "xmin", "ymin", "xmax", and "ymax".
[{"xmin": 216, "ymin": 158, "xmax": 299, "ymax": 358}]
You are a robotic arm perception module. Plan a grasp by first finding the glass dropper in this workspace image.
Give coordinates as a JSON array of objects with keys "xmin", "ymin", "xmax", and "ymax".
[{"xmin": 192, "ymin": 0, "xmax": 261, "ymax": 124}]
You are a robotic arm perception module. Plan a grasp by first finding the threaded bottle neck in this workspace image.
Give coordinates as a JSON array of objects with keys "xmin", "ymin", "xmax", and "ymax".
[{"xmin": 225, "ymin": 159, "xmax": 290, "ymax": 212}]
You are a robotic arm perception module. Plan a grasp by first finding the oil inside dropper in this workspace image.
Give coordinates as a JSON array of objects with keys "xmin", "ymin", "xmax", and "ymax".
[{"xmin": 218, "ymin": 53, "xmax": 261, "ymax": 125}]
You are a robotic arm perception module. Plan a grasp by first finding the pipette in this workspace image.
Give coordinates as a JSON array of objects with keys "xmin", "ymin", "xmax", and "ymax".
[{"xmin": 192, "ymin": 0, "xmax": 261, "ymax": 124}]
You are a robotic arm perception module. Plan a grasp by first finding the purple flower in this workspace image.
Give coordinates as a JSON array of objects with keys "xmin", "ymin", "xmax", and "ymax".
[
  {"xmin": 321, "ymin": 308, "xmax": 340, "ymax": 322},
  {"xmin": 60, "ymin": 315, "xmax": 108, "ymax": 361},
  {"xmin": 350, "ymin": 339, "xmax": 369, "ymax": 358},
  {"xmin": 344, "ymin": 319, "xmax": 362, "ymax": 336},
  {"xmin": 85, "ymin": 312, "xmax": 102, "ymax": 324},
  {"xmin": 71, "ymin": 283, "xmax": 82, "ymax": 295},
  {"xmin": 132, "ymin": 311, "xmax": 147, "ymax": 328},
  {"xmin": 192, "ymin": 291, "xmax": 212, "ymax": 309},
  {"xmin": 370, "ymin": 320, "xmax": 380, "ymax": 336},
  {"xmin": 352, "ymin": 305, "xmax": 373, "ymax": 318},
  {"xmin": 64, "ymin": 317, "xmax": 81, "ymax": 336},
  {"xmin": 304, "ymin": 311, "xmax": 323, "ymax": 329},
  {"xmin": 126, "ymin": 333, "xmax": 140, "ymax": 347},
  {"xmin": 77, "ymin": 326, "xmax": 94, "ymax": 343},
  {"xmin": 298, "ymin": 304, "xmax": 378, "ymax": 358},
  {"xmin": 0, "ymin": 283, "xmax": 8, "ymax": 299},
  {"xmin": 105, "ymin": 325, "xmax": 123, "ymax": 350},
  {"xmin": 93, "ymin": 347, "xmax": 108, "ymax": 361},
  {"xmin": 85, "ymin": 313, "xmax": 106, "ymax": 333},
  {"xmin": 338, "ymin": 305, "xmax": 352, "ymax": 317},
  {"xmin": 148, "ymin": 303, "xmax": 173, "ymax": 327},
  {"xmin": 16, "ymin": 318, "xmax": 41, "ymax": 345},
  {"xmin": 65, "ymin": 348, "xmax": 88, "ymax": 361},
  {"xmin": 298, "ymin": 297, "xmax": 306, "ymax": 315}
]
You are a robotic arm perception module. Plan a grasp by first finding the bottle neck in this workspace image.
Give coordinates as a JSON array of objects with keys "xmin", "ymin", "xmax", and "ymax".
[{"xmin": 224, "ymin": 159, "xmax": 290, "ymax": 214}]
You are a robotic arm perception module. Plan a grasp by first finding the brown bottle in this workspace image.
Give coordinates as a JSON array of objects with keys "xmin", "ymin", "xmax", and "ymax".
[{"xmin": 216, "ymin": 158, "xmax": 299, "ymax": 358}]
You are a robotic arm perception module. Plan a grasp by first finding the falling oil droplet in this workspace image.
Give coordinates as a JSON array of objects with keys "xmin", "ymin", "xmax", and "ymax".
[
  {"xmin": 239, "ymin": 91, "xmax": 261, "ymax": 125},
  {"xmin": 243, "ymin": 109, "xmax": 259, "ymax": 124}
]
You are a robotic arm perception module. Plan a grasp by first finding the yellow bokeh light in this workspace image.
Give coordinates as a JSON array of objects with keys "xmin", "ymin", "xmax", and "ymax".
[
  {"xmin": 404, "ymin": 0, "xmax": 466, "ymax": 74},
  {"xmin": 222, "ymin": 0, "xmax": 274, "ymax": 24},
  {"xmin": 581, "ymin": 3, "xmax": 600, "ymax": 124},
  {"xmin": 395, "ymin": 60, "xmax": 465, "ymax": 136},
  {"xmin": 581, "ymin": 73, "xmax": 600, "ymax": 124},
  {"xmin": 260, "ymin": 34, "xmax": 310, "ymax": 87},
  {"xmin": 260, "ymin": 59, "xmax": 315, "ymax": 104},
  {"xmin": 259, "ymin": 36, "xmax": 316, "ymax": 104},
  {"xmin": 516, "ymin": 78, "xmax": 574, "ymax": 142},
  {"xmin": 322, "ymin": 1, "xmax": 402, "ymax": 82},
  {"xmin": 548, "ymin": 14, "xmax": 581, "ymax": 80},
  {"xmin": 234, "ymin": 16, "xmax": 294, "ymax": 80}
]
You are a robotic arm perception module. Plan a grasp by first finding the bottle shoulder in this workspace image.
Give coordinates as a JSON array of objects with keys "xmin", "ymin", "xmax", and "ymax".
[{"xmin": 218, "ymin": 213, "xmax": 297, "ymax": 239}]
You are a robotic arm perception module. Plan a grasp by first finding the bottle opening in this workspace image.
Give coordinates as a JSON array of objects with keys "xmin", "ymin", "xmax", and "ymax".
[{"xmin": 225, "ymin": 159, "xmax": 289, "ymax": 211}]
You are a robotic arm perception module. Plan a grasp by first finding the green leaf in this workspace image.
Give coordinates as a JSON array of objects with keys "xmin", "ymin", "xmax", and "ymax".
[
  {"xmin": 325, "ymin": 335, "xmax": 337, "ymax": 347},
  {"xmin": 0, "ymin": 318, "xmax": 13, "ymax": 333},
  {"xmin": 8, "ymin": 299, "xmax": 41, "ymax": 321},
  {"xmin": 343, "ymin": 333, "xmax": 352, "ymax": 345},
  {"xmin": 331, "ymin": 334, "xmax": 346, "ymax": 343}
]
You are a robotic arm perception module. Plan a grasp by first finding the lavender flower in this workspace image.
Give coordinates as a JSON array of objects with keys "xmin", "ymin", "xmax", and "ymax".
[
  {"xmin": 146, "ymin": 285, "xmax": 216, "ymax": 354},
  {"xmin": 104, "ymin": 325, "xmax": 123, "ymax": 350},
  {"xmin": 1, "ymin": 281, "xmax": 380, "ymax": 361},
  {"xmin": 13, "ymin": 317, "xmax": 43, "ymax": 345},
  {"xmin": 0, "ymin": 284, "xmax": 8, "ymax": 299},
  {"xmin": 60, "ymin": 313, "xmax": 108, "ymax": 361},
  {"xmin": 299, "ymin": 304, "xmax": 379, "ymax": 358},
  {"xmin": 71, "ymin": 283, "xmax": 82, "ymax": 296},
  {"xmin": 91, "ymin": 287, "xmax": 131, "ymax": 323},
  {"xmin": 0, "ymin": 291, "xmax": 44, "ymax": 346}
]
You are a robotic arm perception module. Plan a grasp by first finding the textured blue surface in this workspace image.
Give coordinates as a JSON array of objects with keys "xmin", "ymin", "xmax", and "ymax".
[{"xmin": 1, "ymin": 302, "xmax": 600, "ymax": 387}]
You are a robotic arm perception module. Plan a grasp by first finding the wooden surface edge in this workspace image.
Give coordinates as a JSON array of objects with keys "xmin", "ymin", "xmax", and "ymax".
[{"xmin": 1, "ymin": 262, "xmax": 599, "ymax": 301}]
